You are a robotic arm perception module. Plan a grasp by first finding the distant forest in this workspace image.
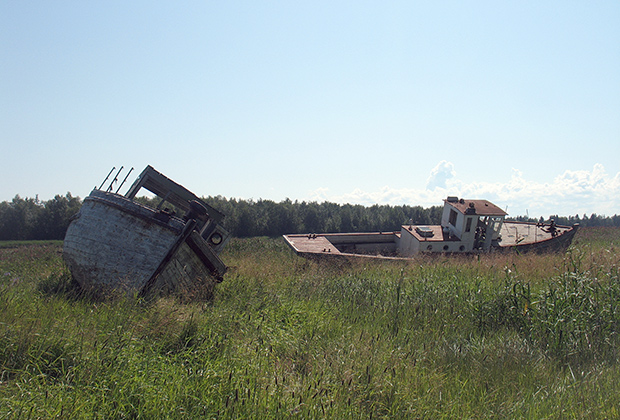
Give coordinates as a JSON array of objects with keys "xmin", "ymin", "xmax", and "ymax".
[{"xmin": 1, "ymin": 193, "xmax": 619, "ymax": 241}]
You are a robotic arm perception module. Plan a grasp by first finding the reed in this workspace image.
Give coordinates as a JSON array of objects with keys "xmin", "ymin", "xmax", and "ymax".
[{"xmin": 0, "ymin": 228, "xmax": 619, "ymax": 418}]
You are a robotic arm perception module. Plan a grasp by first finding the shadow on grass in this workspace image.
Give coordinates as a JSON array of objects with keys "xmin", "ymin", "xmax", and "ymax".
[
  {"xmin": 37, "ymin": 270, "xmax": 217, "ymax": 306},
  {"xmin": 36, "ymin": 270, "xmax": 114, "ymax": 303}
]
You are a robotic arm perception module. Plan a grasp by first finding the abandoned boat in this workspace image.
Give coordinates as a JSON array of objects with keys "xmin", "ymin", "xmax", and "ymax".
[
  {"xmin": 63, "ymin": 165, "xmax": 230, "ymax": 297},
  {"xmin": 283, "ymin": 196, "xmax": 579, "ymax": 260}
]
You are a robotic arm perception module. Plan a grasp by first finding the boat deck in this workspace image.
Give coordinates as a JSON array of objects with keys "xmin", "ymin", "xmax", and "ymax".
[
  {"xmin": 284, "ymin": 234, "xmax": 344, "ymax": 255},
  {"xmin": 499, "ymin": 222, "xmax": 573, "ymax": 246},
  {"xmin": 284, "ymin": 221, "xmax": 577, "ymax": 258}
]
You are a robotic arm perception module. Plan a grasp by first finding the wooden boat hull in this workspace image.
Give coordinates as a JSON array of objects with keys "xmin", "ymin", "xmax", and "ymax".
[{"xmin": 63, "ymin": 189, "xmax": 226, "ymax": 297}]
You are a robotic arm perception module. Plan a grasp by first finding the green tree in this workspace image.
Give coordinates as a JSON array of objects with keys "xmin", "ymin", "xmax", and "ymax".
[
  {"xmin": 0, "ymin": 195, "xmax": 41, "ymax": 240},
  {"xmin": 35, "ymin": 193, "xmax": 82, "ymax": 239}
]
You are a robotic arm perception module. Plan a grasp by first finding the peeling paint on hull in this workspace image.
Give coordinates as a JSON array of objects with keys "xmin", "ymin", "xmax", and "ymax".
[{"xmin": 63, "ymin": 167, "xmax": 228, "ymax": 298}]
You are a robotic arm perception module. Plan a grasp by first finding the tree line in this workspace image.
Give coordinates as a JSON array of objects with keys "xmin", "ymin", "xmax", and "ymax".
[
  {"xmin": 1, "ymin": 193, "xmax": 618, "ymax": 241},
  {"xmin": 0, "ymin": 194, "xmax": 82, "ymax": 240},
  {"xmin": 201, "ymin": 196, "xmax": 444, "ymax": 238}
]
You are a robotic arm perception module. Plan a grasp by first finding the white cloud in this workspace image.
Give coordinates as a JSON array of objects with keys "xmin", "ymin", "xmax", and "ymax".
[
  {"xmin": 307, "ymin": 162, "xmax": 620, "ymax": 217},
  {"xmin": 426, "ymin": 160, "xmax": 457, "ymax": 190}
]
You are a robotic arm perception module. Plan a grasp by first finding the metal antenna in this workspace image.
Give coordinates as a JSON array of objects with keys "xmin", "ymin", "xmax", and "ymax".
[
  {"xmin": 116, "ymin": 167, "xmax": 134, "ymax": 193},
  {"xmin": 107, "ymin": 166, "xmax": 124, "ymax": 192},
  {"xmin": 98, "ymin": 167, "xmax": 115, "ymax": 190}
]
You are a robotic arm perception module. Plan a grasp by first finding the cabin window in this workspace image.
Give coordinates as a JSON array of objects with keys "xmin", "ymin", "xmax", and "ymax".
[
  {"xmin": 449, "ymin": 209, "xmax": 458, "ymax": 226},
  {"xmin": 465, "ymin": 217, "xmax": 473, "ymax": 233}
]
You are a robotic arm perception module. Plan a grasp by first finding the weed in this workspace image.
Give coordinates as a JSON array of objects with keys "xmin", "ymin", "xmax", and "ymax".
[{"xmin": 0, "ymin": 229, "xmax": 619, "ymax": 418}]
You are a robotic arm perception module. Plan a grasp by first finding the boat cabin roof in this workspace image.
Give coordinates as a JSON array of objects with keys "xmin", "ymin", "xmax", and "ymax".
[
  {"xmin": 403, "ymin": 225, "xmax": 457, "ymax": 242},
  {"xmin": 125, "ymin": 165, "xmax": 224, "ymax": 223},
  {"xmin": 445, "ymin": 197, "xmax": 507, "ymax": 217}
]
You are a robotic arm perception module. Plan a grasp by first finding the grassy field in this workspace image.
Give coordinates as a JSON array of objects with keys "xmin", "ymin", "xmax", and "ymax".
[{"xmin": 1, "ymin": 228, "xmax": 619, "ymax": 418}]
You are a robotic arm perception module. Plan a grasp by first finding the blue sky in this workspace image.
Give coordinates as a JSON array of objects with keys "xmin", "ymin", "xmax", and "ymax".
[{"xmin": 2, "ymin": 1, "xmax": 619, "ymax": 218}]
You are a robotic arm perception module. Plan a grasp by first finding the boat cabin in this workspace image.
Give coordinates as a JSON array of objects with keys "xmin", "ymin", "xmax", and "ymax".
[
  {"xmin": 125, "ymin": 165, "xmax": 230, "ymax": 254},
  {"xmin": 398, "ymin": 197, "xmax": 507, "ymax": 256}
]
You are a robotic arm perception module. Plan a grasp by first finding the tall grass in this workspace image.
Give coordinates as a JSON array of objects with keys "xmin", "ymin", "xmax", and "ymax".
[{"xmin": 0, "ymin": 228, "xmax": 619, "ymax": 418}]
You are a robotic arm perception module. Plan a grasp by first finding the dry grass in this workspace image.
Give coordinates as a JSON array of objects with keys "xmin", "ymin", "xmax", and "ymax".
[{"xmin": 1, "ymin": 227, "xmax": 619, "ymax": 418}]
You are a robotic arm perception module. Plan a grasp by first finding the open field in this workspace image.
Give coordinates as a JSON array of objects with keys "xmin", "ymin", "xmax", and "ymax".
[{"xmin": 1, "ymin": 228, "xmax": 619, "ymax": 418}]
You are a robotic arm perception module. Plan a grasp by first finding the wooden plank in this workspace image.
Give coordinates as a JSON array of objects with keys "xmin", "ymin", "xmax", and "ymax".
[
  {"xmin": 63, "ymin": 191, "xmax": 178, "ymax": 292},
  {"xmin": 125, "ymin": 165, "xmax": 224, "ymax": 223}
]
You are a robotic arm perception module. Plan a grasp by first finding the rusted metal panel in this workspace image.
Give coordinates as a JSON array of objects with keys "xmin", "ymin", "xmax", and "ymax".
[
  {"xmin": 284, "ymin": 235, "xmax": 342, "ymax": 255},
  {"xmin": 445, "ymin": 198, "xmax": 507, "ymax": 216},
  {"xmin": 283, "ymin": 197, "xmax": 578, "ymax": 260}
]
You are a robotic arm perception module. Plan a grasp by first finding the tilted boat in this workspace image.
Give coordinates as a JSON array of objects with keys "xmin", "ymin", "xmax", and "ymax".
[
  {"xmin": 283, "ymin": 196, "xmax": 579, "ymax": 260},
  {"xmin": 63, "ymin": 165, "xmax": 230, "ymax": 298}
]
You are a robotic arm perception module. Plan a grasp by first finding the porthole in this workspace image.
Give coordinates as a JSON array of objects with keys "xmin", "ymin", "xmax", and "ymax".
[
  {"xmin": 427, "ymin": 245, "xmax": 433, "ymax": 251},
  {"xmin": 443, "ymin": 245, "xmax": 449, "ymax": 251},
  {"xmin": 209, "ymin": 232, "xmax": 223, "ymax": 246},
  {"xmin": 459, "ymin": 245, "xmax": 465, "ymax": 251}
]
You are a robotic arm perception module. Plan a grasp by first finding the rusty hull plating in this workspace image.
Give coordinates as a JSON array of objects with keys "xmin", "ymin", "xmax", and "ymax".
[{"xmin": 283, "ymin": 197, "xmax": 579, "ymax": 260}]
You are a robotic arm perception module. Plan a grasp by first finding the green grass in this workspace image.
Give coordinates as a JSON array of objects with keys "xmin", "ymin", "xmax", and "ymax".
[
  {"xmin": 1, "ymin": 228, "xmax": 619, "ymax": 418},
  {"xmin": 0, "ymin": 240, "xmax": 63, "ymax": 249}
]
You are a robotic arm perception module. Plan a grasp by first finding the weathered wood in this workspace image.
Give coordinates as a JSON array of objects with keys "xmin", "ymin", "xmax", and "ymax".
[
  {"xmin": 63, "ymin": 167, "xmax": 229, "ymax": 297},
  {"xmin": 125, "ymin": 165, "xmax": 224, "ymax": 223},
  {"xmin": 143, "ymin": 241, "xmax": 218, "ymax": 300},
  {"xmin": 63, "ymin": 190, "xmax": 181, "ymax": 292}
]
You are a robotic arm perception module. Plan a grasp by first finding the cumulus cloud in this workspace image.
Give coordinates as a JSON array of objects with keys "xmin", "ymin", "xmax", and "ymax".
[
  {"xmin": 307, "ymin": 162, "xmax": 620, "ymax": 217},
  {"xmin": 426, "ymin": 160, "xmax": 456, "ymax": 190}
]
